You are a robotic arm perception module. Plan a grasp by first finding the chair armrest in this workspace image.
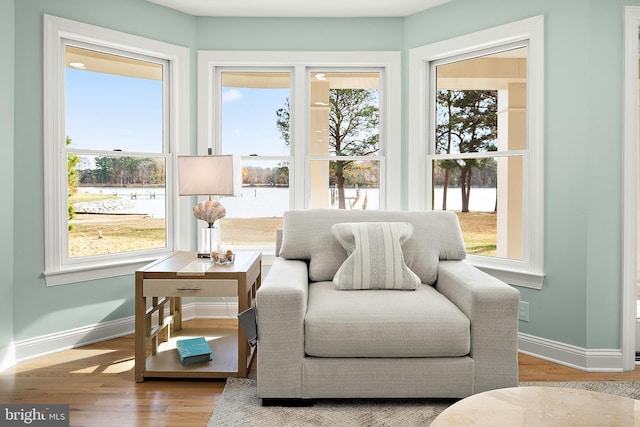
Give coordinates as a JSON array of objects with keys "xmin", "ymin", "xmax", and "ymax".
[
  {"xmin": 437, "ymin": 260, "xmax": 520, "ymax": 393},
  {"xmin": 275, "ymin": 228, "xmax": 283, "ymax": 257},
  {"xmin": 256, "ymin": 257, "xmax": 309, "ymax": 398}
]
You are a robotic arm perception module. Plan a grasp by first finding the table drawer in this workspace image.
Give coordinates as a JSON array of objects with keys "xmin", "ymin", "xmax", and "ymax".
[{"xmin": 143, "ymin": 279, "xmax": 237, "ymax": 297}]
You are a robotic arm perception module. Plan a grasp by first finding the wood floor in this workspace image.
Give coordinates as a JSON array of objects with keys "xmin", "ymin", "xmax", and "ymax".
[{"xmin": 1, "ymin": 324, "xmax": 639, "ymax": 427}]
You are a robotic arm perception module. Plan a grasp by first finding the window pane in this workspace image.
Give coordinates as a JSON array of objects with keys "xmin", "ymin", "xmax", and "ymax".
[
  {"xmin": 309, "ymin": 72, "xmax": 380, "ymax": 157},
  {"xmin": 221, "ymin": 72, "xmax": 291, "ymax": 156},
  {"xmin": 219, "ymin": 72, "xmax": 291, "ymax": 246},
  {"xmin": 435, "ymin": 89, "xmax": 498, "ymax": 155},
  {"xmin": 65, "ymin": 45, "xmax": 164, "ymax": 153},
  {"xmin": 435, "ymin": 47, "xmax": 527, "ymax": 154},
  {"xmin": 309, "ymin": 160, "xmax": 379, "ymax": 210},
  {"xmin": 68, "ymin": 155, "xmax": 167, "ymax": 258},
  {"xmin": 219, "ymin": 161, "xmax": 288, "ymax": 245},
  {"xmin": 432, "ymin": 156, "xmax": 523, "ymax": 260},
  {"xmin": 433, "ymin": 47, "xmax": 527, "ymax": 261},
  {"xmin": 309, "ymin": 72, "xmax": 380, "ymax": 211}
]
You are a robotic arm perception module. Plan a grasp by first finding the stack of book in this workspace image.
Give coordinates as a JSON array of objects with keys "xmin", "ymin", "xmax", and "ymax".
[{"xmin": 176, "ymin": 337, "xmax": 212, "ymax": 365}]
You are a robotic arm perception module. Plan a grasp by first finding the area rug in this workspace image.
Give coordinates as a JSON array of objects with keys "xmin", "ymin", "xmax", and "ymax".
[{"xmin": 207, "ymin": 379, "xmax": 640, "ymax": 427}]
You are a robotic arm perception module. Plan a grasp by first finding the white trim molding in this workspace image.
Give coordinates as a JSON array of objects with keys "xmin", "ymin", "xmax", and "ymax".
[
  {"xmin": 408, "ymin": 15, "xmax": 545, "ymax": 289},
  {"xmin": 14, "ymin": 316, "xmax": 136, "ymax": 364},
  {"xmin": 12, "ymin": 301, "xmax": 239, "ymax": 365},
  {"xmin": 42, "ymin": 15, "xmax": 192, "ymax": 286},
  {"xmin": 476, "ymin": 265, "xmax": 544, "ymax": 290},
  {"xmin": 622, "ymin": 6, "xmax": 640, "ymax": 372},
  {"xmin": 518, "ymin": 332, "xmax": 624, "ymax": 372},
  {"xmin": 197, "ymin": 50, "xmax": 403, "ymax": 211}
]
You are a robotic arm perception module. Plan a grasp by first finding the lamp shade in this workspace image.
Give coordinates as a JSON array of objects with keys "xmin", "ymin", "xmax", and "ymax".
[{"xmin": 178, "ymin": 155, "xmax": 242, "ymax": 196}]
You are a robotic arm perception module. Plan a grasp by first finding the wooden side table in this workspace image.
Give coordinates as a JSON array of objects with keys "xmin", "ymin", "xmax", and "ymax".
[{"xmin": 134, "ymin": 251, "xmax": 261, "ymax": 382}]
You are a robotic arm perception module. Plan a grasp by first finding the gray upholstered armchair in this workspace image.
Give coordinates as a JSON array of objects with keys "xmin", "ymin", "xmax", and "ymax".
[{"xmin": 256, "ymin": 209, "xmax": 519, "ymax": 402}]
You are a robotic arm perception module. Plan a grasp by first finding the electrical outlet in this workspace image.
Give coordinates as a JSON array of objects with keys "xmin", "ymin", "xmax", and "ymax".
[{"xmin": 518, "ymin": 301, "xmax": 529, "ymax": 322}]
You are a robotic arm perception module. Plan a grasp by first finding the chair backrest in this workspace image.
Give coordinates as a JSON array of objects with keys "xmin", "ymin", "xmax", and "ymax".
[{"xmin": 278, "ymin": 209, "xmax": 466, "ymax": 284}]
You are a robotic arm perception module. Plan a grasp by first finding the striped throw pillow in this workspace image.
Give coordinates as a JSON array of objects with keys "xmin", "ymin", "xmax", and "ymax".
[{"xmin": 331, "ymin": 222, "xmax": 421, "ymax": 290}]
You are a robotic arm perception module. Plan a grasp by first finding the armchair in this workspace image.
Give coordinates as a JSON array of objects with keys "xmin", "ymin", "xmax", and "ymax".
[{"xmin": 256, "ymin": 209, "xmax": 519, "ymax": 402}]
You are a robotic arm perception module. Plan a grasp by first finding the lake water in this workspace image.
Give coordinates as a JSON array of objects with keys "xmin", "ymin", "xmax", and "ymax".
[
  {"xmin": 77, "ymin": 186, "xmax": 498, "ymax": 218},
  {"xmin": 432, "ymin": 187, "xmax": 497, "ymax": 212},
  {"xmin": 221, "ymin": 187, "xmax": 383, "ymax": 217}
]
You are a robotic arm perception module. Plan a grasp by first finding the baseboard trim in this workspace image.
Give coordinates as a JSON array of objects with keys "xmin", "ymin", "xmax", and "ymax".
[
  {"xmin": 518, "ymin": 332, "xmax": 624, "ymax": 372},
  {"xmin": 14, "ymin": 315, "xmax": 136, "ymax": 364},
  {"xmin": 185, "ymin": 300, "xmax": 239, "ymax": 318},
  {"xmin": 13, "ymin": 301, "xmax": 239, "ymax": 365},
  {"xmin": 8, "ymin": 305, "xmax": 624, "ymax": 373}
]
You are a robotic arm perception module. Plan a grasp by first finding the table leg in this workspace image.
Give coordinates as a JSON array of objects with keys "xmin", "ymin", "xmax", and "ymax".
[
  {"xmin": 134, "ymin": 272, "xmax": 146, "ymax": 382},
  {"xmin": 173, "ymin": 296, "xmax": 182, "ymax": 331}
]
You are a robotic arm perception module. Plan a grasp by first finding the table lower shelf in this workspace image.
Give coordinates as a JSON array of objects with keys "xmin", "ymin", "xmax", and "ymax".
[{"xmin": 142, "ymin": 326, "xmax": 240, "ymax": 379}]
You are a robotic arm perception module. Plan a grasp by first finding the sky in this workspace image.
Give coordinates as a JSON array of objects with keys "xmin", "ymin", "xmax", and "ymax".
[
  {"xmin": 66, "ymin": 68, "xmax": 163, "ymax": 153},
  {"xmin": 220, "ymin": 87, "xmax": 290, "ymax": 157},
  {"xmin": 65, "ymin": 68, "xmax": 290, "ymax": 158}
]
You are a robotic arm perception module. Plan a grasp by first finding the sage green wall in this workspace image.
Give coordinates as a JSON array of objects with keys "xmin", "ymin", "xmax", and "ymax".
[
  {"xmin": 406, "ymin": 0, "xmax": 637, "ymax": 349},
  {"xmin": 10, "ymin": 2, "xmax": 402, "ymax": 343},
  {"xmin": 12, "ymin": 0, "xmax": 196, "ymax": 341},
  {"xmin": 8, "ymin": 0, "xmax": 638, "ymax": 356},
  {"xmin": 1, "ymin": 0, "xmax": 15, "ymax": 355},
  {"xmin": 195, "ymin": 17, "xmax": 403, "ymax": 50}
]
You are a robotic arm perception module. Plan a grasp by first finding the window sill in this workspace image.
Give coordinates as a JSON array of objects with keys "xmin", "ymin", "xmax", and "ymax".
[
  {"xmin": 472, "ymin": 263, "xmax": 545, "ymax": 290},
  {"xmin": 225, "ymin": 244, "xmax": 276, "ymax": 264},
  {"xmin": 44, "ymin": 255, "xmax": 163, "ymax": 286},
  {"xmin": 44, "ymin": 248, "xmax": 278, "ymax": 287}
]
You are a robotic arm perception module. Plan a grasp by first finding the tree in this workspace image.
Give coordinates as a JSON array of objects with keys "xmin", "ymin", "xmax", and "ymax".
[
  {"xmin": 276, "ymin": 89, "xmax": 379, "ymax": 209},
  {"xmin": 80, "ymin": 156, "xmax": 164, "ymax": 186},
  {"xmin": 275, "ymin": 98, "xmax": 290, "ymax": 146},
  {"xmin": 273, "ymin": 163, "xmax": 289, "ymax": 186},
  {"xmin": 435, "ymin": 90, "xmax": 463, "ymax": 210},
  {"xmin": 435, "ymin": 89, "xmax": 497, "ymax": 212},
  {"xmin": 67, "ymin": 136, "xmax": 80, "ymax": 225},
  {"xmin": 67, "ymin": 136, "xmax": 80, "ymax": 195}
]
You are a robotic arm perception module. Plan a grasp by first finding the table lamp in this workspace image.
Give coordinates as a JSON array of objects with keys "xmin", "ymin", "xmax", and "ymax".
[{"xmin": 178, "ymin": 155, "xmax": 242, "ymax": 258}]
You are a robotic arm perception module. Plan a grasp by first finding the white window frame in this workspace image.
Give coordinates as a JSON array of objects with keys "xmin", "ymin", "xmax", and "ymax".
[
  {"xmin": 408, "ymin": 15, "xmax": 545, "ymax": 289},
  {"xmin": 197, "ymin": 51, "xmax": 402, "ymax": 257},
  {"xmin": 43, "ymin": 15, "xmax": 191, "ymax": 286}
]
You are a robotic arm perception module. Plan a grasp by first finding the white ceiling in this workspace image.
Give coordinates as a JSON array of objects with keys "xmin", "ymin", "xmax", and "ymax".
[{"xmin": 145, "ymin": 0, "xmax": 452, "ymax": 18}]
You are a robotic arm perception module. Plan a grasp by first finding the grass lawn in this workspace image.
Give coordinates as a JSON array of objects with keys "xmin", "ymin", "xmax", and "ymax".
[
  {"xmin": 68, "ymin": 214, "xmax": 166, "ymax": 258},
  {"xmin": 68, "ymin": 211, "xmax": 496, "ymax": 258},
  {"xmin": 220, "ymin": 217, "xmax": 283, "ymax": 245},
  {"xmin": 456, "ymin": 211, "xmax": 497, "ymax": 256}
]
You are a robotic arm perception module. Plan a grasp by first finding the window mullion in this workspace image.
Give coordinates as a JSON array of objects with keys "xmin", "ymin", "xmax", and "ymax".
[
  {"xmin": 309, "ymin": 155, "xmax": 380, "ymax": 162},
  {"xmin": 430, "ymin": 150, "xmax": 526, "ymax": 160},
  {"xmin": 293, "ymin": 65, "xmax": 307, "ymax": 210}
]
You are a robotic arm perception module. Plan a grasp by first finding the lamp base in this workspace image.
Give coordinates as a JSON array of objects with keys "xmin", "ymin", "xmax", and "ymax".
[{"xmin": 197, "ymin": 225, "xmax": 221, "ymax": 258}]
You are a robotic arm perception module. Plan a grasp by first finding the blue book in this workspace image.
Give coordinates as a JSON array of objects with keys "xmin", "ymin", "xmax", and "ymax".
[{"xmin": 176, "ymin": 337, "xmax": 212, "ymax": 365}]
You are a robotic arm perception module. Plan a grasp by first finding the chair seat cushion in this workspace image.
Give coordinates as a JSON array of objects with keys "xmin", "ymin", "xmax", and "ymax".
[{"xmin": 304, "ymin": 282, "xmax": 471, "ymax": 358}]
